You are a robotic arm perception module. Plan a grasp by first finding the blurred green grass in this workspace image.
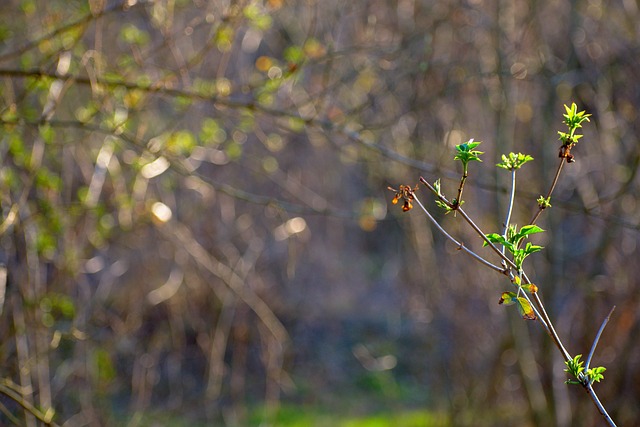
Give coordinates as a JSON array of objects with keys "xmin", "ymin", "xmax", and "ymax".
[
  {"xmin": 127, "ymin": 405, "xmax": 448, "ymax": 427},
  {"xmin": 251, "ymin": 406, "xmax": 448, "ymax": 427}
]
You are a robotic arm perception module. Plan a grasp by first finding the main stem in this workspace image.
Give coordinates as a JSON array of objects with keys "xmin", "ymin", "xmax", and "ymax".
[{"xmin": 527, "ymin": 156, "xmax": 616, "ymax": 426}]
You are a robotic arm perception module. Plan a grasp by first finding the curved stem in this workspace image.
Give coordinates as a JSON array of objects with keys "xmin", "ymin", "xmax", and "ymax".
[{"xmin": 585, "ymin": 306, "xmax": 616, "ymax": 373}]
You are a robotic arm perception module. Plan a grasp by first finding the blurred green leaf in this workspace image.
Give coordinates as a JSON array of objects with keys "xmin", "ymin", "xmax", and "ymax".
[
  {"xmin": 119, "ymin": 23, "xmax": 150, "ymax": 46},
  {"xmin": 167, "ymin": 130, "xmax": 197, "ymax": 156},
  {"xmin": 94, "ymin": 348, "xmax": 116, "ymax": 383}
]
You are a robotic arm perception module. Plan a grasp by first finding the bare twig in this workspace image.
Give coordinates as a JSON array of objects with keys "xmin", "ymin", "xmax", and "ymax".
[
  {"xmin": 502, "ymin": 169, "xmax": 517, "ymax": 257},
  {"xmin": 585, "ymin": 306, "xmax": 616, "ymax": 374},
  {"xmin": 585, "ymin": 382, "xmax": 617, "ymax": 426},
  {"xmin": 412, "ymin": 196, "xmax": 504, "ymax": 274},
  {"xmin": 0, "ymin": 382, "xmax": 58, "ymax": 427},
  {"xmin": 158, "ymin": 221, "xmax": 289, "ymax": 344},
  {"xmin": 530, "ymin": 158, "xmax": 565, "ymax": 225}
]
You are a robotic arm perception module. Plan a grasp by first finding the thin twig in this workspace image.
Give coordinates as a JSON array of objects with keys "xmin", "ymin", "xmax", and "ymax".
[
  {"xmin": 518, "ymin": 271, "xmax": 568, "ymax": 358},
  {"xmin": 502, "ymin": 169, "xmax": 517, "ymax": 257},
  {"xmin": 0, "ymin": 383, "xmax": 58, "ymax": 426},
  {"xmin": 455, "ymin": 166, "xmax": 468, "ymax": 206},
  {"xmin": 416, "ymin": 180, "xmax": 546, "ymax": 325},
  {"xmin": 530, "ymin": 158, "xmax": 565, "ymax": 225},
  {"xmin": 419, "ymin": 177, "xmax": 517, "ymax": 271},
  {"xmin": 585, "ymin": 306, "xmax": 616, "ymax": 374},
  {"xmin": 412, "ymin": 196, "xmax": 504, "ymax": 274}
]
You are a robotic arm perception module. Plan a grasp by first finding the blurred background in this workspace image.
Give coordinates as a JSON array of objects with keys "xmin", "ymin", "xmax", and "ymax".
[{"xmin": 0, "ymin": 0, "xmax": 639, "ymax": 426}]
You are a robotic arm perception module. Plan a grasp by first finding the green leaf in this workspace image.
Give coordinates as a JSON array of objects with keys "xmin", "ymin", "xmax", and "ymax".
[
  {"xmin": 435, "ymin": 199, "xmax": 453, "ymax": 214},
  {"xmin": 523, "ymin": 242, "xmax": 543, "ymax": 255},
  {"xmin": 519, "ymin": 283, "xmax": 539, "ymax": 293},
  {"xmin": 519, "ymin": 224, "xmax": 544, "ymax": 236},
  {"xmin": 432, "ymin": 178, "xmax": 441, "ymax": 195},
  {"xmin": 516, "ymin": 297, "xmax": 536, "ymax": 320},
  {"xmin": 454, "ymin": 139, "xmax": 483, "ymax": 165},
  {"xmin": 511, "ymin": 225, "xmax": 544, "ymax": 246},
  {"xmin": 215, "ymin": 25, "xmax": 235, "ymax": 52},
  {"xmin": 587, "ymin": 366, "xmax": 606, "ymax": 383},
  {"xmin": 563, "ymin": 103, "xmax": 591, "ymax": 128},
  {"xmin": 496, "ymin": 152, "xmax": 534, "ymax": 170},
  {"xmin": 564, "ymin": 354, "xmax": 585, "ymax": 377},
  {"xmin": 499, "ymin": 292, "xmax": 517, "ymax": 306},
  {"xmin": 199, "ymin": 118, "xmax": 227, "ymax": 146},
  {"xmin": 537, "ymin": 195, "xmax": 552, "ymax": 209},
  {"xmin": 484, "ymin": 233, "xmax": 509, "ymax": 247},
  {"xmin": 499, "ymin": 294, "xmax": 537, "ymax": 320}
]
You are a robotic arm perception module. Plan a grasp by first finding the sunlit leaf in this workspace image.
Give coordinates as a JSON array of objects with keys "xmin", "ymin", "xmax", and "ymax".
[
  {"xmin": 516, "ymin": 297, "xmax": 536, "ymax": 320},
  {"xmin": 523, "ymin": 242, "xmax": 543, "ymax": 254},
  {"xmin": 587, "ymin": 366, "xmax": 606, "ymax": 383},
  {"xmin": 454, "ymin": 139, "xmax": 483, "ymax": 164},
  {"xmin": 499, "ymin": 292, "xmax": 517, "ymax": 306},
  {"xmin": 520, "ymin": 283, "xmax": 538, "ymax": 293},
  {"xmin": 496, "ymin": 152, "xmax": 534, "ymax": 170},
  {"xmin": 518, "ymin": 225, "xmax": 544, "ymax": 236}
]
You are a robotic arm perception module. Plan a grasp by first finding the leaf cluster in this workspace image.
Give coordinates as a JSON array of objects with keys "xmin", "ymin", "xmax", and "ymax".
[
  {"xmin": 496, "ymin": 152, "xmax": 534, "ymax": 171},
  {"xmin": 484, "ymin": 224, "xmax": 544, "ymax": 269},
  {"xmin": 564, "ymin": 354, "xmax": 607, "ymax": 385},
  {"xmin": 453, "ymin": 139, "xmax": 483, "ymax": 168},
  {"xmin": 558, "ymin": 103, "xmax": 591, "ymax": 148},
  {"xmin": 536, "ymin": 195, "xmax": 552, "ymax": 209},
  {"xmin": 431, "ymin": 179, "xmax": 456, "ymax": 213}
]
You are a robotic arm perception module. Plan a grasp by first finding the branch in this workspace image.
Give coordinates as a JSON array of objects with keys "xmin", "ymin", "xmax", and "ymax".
[
  {"xmin": 0, "ymin": 118, "xmax": 355, "ymax": 219},
  {"xmin": 158, "ymin": 221, "xmax": 289, "ymax": 344},
  {"xmin": 584, "ymin": 382, "xmax": 617, "ymax": 427},
  {"xmin": 412, "ymin": 195, "xmax": 504, "ymax": 274},
  {"xmin": 0, "ymin": 1, "xmax": 144, "ymax": 63},
  {"xmin": 0, "ymin": 382, "xmax": 58, "ymax": 427},
  {"xmin": 585, "ymin": 306, "xmax": 616, "ymax": 374},
  {"xmin": 530, "ymin": 157, "xmax": 565, "ymax": 225}
]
